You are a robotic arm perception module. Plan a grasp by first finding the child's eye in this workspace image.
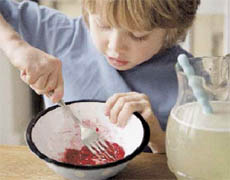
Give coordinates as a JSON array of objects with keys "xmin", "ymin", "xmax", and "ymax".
[{"xmin": 129, "ymin": 33, "xmax": 149, "ymax": 42}]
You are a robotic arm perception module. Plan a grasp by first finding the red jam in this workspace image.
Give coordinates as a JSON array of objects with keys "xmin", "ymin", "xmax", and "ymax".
[{"xmin": 60, "ymin": 141, "xmax": 125, "ymax": 165}]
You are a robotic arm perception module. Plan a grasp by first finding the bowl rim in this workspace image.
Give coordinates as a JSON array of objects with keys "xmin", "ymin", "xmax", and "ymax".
[{"xmin": 26, "ymin": 99, "xmax": 150, "ymax": 170}]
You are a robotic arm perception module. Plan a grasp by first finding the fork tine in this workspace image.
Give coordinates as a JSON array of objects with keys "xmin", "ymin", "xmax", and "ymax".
[
  {"xmin": 86, "ymin": 145, "xmax": 102, "ymax": 160},
  {"xmin": 94, "ymin": 141, "xmax": 116, "ymax": 161},
  {"xmin": 90, "ymin": 143, "xmax": 110, "ymax": 160},
  {"xmin": 90, "ymin": 143, "xmax": 101, "ymax": 152},
  {"xmin": 86, "ymin": 144, "xmax": 97, "ymax": 155},
  {"xmin": 98, "ymin": 138, "xmax": 109, "ymax": 148},
  {"xmin": 89, "ymin": 143, "xmax": 111, "ymax": 161}
]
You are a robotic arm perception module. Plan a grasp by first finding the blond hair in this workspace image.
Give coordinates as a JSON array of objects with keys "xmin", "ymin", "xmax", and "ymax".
[{"xmin": 82, "ymin": 0, "xmax": 200, "ymax": 49}]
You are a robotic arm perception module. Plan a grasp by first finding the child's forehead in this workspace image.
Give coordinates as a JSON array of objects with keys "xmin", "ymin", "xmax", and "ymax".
[
  {"xmin": 93, "ymin": 14, "xmax": 154, "ymax": 34},
  {"xmin": 86, "ymin": 0, "xmax": 156, "ymax": 32}
]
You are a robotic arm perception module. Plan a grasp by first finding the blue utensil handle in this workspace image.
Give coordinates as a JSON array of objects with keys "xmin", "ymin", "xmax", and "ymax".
[{"xmin": 177, "ymin": 54, "xmax": 213, "ymax": 114}]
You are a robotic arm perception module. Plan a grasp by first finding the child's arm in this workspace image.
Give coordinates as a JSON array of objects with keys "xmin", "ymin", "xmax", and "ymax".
[
  {"xmin": 105, "ymin": 92, "xmax": 166, "ymax": 153},
  {"xmin": 0, "ymin": 0, "xmax": 79, "ymax": 56},
  {"xmin": 0, "ymin": 14, "xmax": 64, "ymax": 103},
  {"xmin": 147, "ymin": 114, "xmax": 166, "ymax": 153}
]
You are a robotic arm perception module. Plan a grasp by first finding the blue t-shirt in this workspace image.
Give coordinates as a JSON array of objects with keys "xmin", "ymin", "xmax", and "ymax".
[{"xmin": 0, "ymin": 0, "xmax": 192, "ymax": 130}]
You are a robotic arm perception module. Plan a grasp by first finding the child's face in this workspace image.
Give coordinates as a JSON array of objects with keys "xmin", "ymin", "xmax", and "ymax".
[{"xmin": 88, "ymin": 14, "xmax": 166, "ymax": 71}]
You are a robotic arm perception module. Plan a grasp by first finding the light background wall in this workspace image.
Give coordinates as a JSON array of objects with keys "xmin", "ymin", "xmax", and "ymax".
[
  {"xmin": 191, "ymin": 0, "xmax": 226, "ymax": 56},
  {"xmin": 0, "ymin": 51, "xmax": 32, "ymax": 145}
]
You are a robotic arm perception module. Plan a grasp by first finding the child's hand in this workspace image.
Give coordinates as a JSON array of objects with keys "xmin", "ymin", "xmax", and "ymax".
[
  {"xmin": 105, "ymin": 92, "xmax": 153, "ymax": 127},
  {"xmin": 105, "ymin": 92, "xmax": 166, "ymax": 153},
  {"xmin": 11, "ymin": 44, "xmax": 64, "ymax": 103}
]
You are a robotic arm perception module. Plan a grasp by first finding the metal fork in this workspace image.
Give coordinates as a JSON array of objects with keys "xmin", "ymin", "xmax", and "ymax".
[{"xmin": 57, "ymin": 99, "xmax": 115, "ymax": 160}]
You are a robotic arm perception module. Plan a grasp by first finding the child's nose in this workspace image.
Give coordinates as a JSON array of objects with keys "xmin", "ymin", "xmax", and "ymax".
[{"xmin": 108, "ymin": 30, "xmax": 128, "ymax": 52}]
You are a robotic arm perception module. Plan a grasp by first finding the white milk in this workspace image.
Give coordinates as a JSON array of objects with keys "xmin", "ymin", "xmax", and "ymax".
[{"xmin": 166, "ymin": 101, "xmax": 230, "ymax": 180}]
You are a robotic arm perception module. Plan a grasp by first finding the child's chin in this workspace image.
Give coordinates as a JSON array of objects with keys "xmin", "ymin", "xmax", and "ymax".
[{"xmin": 108, "ymin": 62, "xmax": 133, "ymax": 71}]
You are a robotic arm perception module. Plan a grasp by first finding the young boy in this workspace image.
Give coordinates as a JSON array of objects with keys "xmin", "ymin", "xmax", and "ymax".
[{"xmin": 0, "ymin": 0, "xmax": 200, "ymax": 153}]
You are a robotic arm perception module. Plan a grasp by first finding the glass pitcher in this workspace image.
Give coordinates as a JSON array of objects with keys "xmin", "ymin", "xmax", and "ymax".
[{"xmin": 166, "ymin": 54, "xmax": 230, "ymax": 180}]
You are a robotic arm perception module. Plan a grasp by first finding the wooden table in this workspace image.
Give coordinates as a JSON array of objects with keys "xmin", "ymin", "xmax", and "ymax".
[{"xmin": 0, "ymin": 145, "xmax": 176, "ymax": 180}]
